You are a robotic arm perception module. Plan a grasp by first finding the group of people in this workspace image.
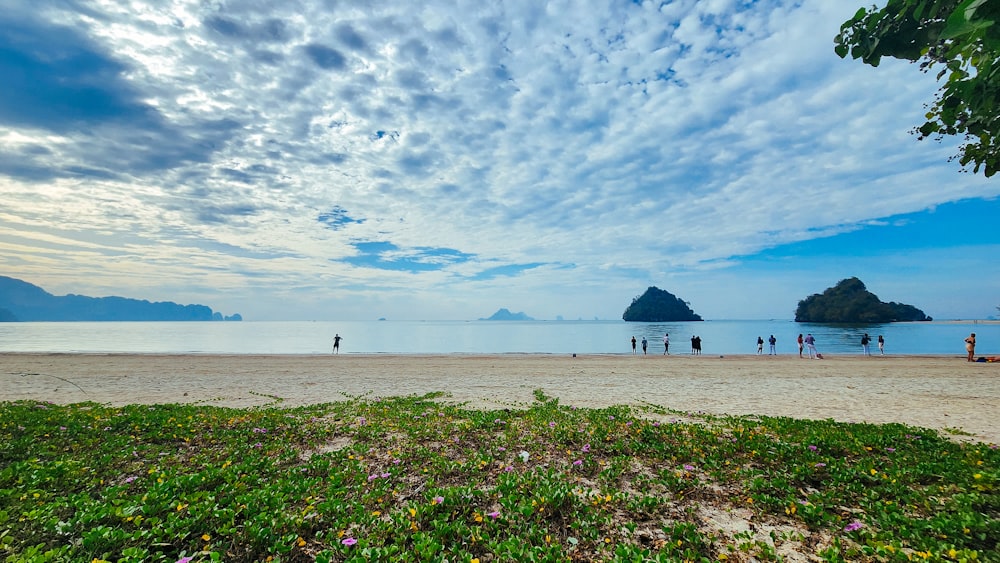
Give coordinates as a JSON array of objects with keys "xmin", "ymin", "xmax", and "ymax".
[
  {"xmin": 632, "ymin": 333, "xmax": 700, "ymax": 355},
  {"xmin": 756, "ymin": 335, "xmax": 778, "ymax": 355},
  {"xmin": 337, "ymin": 330, "xmax": 982, "ymax": 358}
]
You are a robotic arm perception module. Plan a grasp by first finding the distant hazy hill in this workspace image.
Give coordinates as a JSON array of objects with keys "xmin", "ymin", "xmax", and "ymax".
[
  {"xmin": 623, "ymin": 287, "xmax": 702, "ymax": 322},
  {"xmin": 795, "ymin": 277, "xmax": 930, "ymax": 323},
  {"xmin": 481, "ymin": 308, "xmax": 534, "ymax": 321},
  {"xmin": 0, "ymin": 276, "xmax": 241, "ymax": 321}
]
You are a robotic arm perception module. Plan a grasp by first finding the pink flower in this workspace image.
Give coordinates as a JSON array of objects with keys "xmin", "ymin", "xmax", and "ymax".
[
  {"xmin": 573, "ymin": 460, "xmax": 582, "ymax": 466},
  {"xmin": 342, "ymin": 537, "xmax": 358, "ymax": 546},
  {"xmin": 582, "ymin": 444, "xmax": 590, "ymax": 453},
  {"xmin": 177, "ymin": 557, "xmax": 194, "ymax": 563},
  {"xmin": 487, "ymin": 511, "xmax": 500, "ymax": 519},
  {"xmin": 683, "ymin": 464, "xmax": 695, "ymax": 471},
  {"xmin": 548, "ymin": 422, "xmax": 556, "ymax": 428},
  {"xmin": 808, "ymin": 445, "xmax": 818, "ymax": 452},
  {"xmin": 843, "ymin": 521, "xmax": 864, "ymax": 533},
  {"xmin": 433, "ymin": 496, "xmax": 444, "ymax": 504}
]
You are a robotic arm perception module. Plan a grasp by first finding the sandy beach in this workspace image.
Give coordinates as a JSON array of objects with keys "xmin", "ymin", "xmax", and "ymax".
[{"xmin": 2, "ymin": 353, "xmax": 997, "ymax": 444}]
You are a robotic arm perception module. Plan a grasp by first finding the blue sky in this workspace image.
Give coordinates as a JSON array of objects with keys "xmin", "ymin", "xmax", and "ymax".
[{"xmin": 1, "ymin": 0, "xmax": 997, "ymax": 321}]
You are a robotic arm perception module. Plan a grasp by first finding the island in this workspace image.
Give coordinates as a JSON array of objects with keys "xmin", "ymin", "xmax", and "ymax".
[
  {"xmin": 622, "ymin": 287, "xmax": 702, "ymax": 322},
  {"xmin": 0, "ymin": 276, "xmax": 241, "ymax": 321},
  {"xmin": 794, "ymin": 277, "xmax": 931, "ymax": 323},
  {"xmin": 480, "ymin": 308, "xmax": 534, "ymax": 321}
]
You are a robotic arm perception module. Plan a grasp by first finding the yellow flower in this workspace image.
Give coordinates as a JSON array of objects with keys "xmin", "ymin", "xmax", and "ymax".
[
  {"xmin": 870, "ymin": 468, "xmax": 877, "ymax": 475},
  {"xmin": 298, "ymin": 537, "xmax": 306, "ymax": 547},
  {"xmin": 472, "ymin": 559, "xmax": 480, "ymax": 563},
  {"xmin": 974, "ymin": 473, "xmax": 982, "ymax": 479},
  {"xmin": 201, "ymin": 533, "xmax": 211, "ymax": 541},
  {"xmin": 176, "ymin": 503, "xmax": 187, "ymax": 511},
  {"xmin": 474, "ymin": 513, "xmax": 483, "ymax": 522},
  {"xmin": 372, "ymin": 510, "xmax": 381, "ymax": 516},
  {"xmin": 409, "ymin": 508, "xmax": 416, "ymax": 517}
]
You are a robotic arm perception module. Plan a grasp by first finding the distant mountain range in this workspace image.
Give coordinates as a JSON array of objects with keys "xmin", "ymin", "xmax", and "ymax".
[
  {"xmin": 0, "ymin": 276, "xmax": 241, "ymax": 321},
  {"xmin": 480, "ymin": 308, "xmax": 534, "ymax": 321}
]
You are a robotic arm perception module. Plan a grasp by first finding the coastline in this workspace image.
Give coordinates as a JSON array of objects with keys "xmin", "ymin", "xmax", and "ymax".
[{"xmin": 3, "ymin": 352, "xmax": 998, "ymax": 444}]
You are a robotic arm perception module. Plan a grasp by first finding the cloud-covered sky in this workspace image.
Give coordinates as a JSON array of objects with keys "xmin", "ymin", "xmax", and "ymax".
[{"xmin": 2, "ymin": 0, "xmax": 998, "ymax": 321}]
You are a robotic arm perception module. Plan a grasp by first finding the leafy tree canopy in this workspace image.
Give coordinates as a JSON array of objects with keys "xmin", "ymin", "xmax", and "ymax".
[
  {"xmin": 795, "ymin": 277, "xmax": 931, "ymax": 323},
  {"xmin": 622, "ymin": 286, "xmax": 702, "ymax": 322},
  {"xmin": 835, "ymin": 0, "xmax": 1000, "ymax": 176}
]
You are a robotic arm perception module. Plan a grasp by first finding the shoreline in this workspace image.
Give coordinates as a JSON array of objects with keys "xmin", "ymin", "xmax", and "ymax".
[{"xmin": 2, "ymin": 352, "xmax": 997, "ymax": 444}]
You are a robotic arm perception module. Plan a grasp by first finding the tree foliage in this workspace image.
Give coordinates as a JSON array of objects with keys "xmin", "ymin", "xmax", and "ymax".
[
  {"xmin": 622, "ymin": 286, "xmax": 702, "ymax": 322},
  {"xmin": 834, "ymin": 0, "xmax": 1000, "ymax": 176},
  {"xmin": 795, "ymin": 277, "xmax": 931, "ymax": 323}
]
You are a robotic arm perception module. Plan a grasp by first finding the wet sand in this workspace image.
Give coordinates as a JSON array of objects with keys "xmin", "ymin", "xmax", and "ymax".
[{"xmin": 2, "ymin": 352, "xmax": 997, "ymax": 443}]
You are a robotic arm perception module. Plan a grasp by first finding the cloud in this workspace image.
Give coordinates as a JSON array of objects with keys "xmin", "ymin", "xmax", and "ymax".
[{"xmin": 0, "ymin": 0, "xmax": 997, "ymax": 320}]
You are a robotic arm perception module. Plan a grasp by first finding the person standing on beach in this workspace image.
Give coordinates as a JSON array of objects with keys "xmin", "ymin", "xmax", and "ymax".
[
  {"xmin": 663, "ymin": 333, "xmax": 670, "ymax": 355},
  {"xmin": 804, "ymin": 333, "xmax": 817, "ymax": 359},
  {"xmin": 768, "ymin": 335, "xmax": 777, "ymax": 355},
  {"xmin": 641, "ymin": 336, "xmax": 648, "ymax": 355},
  {"xmin": 797, "ymin": 334, "xmax": 804, "ymax": 358},
  {"xmin": 694, "ymin": 336, "xmax": 702, "ymax": 355},
  {"xmin": 861, "ymin": 333, "xmax": 871, "ymax": 356},
  {"xmin": 691, "ymin": 335, "xmax": 697, "ymax": 354},
  {"xmin": 878, "ymin": 335, "xmax": 885, "ymax": 355},
  {"xmin": 756, "ymin": 336, "xmax": 764, "ymax": 355},
  {"xmin": 631, "ymin": 336, "xmax": 637, "ymax": 354},
  {"xmin": 332, "ymin": 334, "xmax": 343, "ymax": 354},
  {"xmin": 966, "ymin": 333, "xmax": 976, "ymax": 362}
]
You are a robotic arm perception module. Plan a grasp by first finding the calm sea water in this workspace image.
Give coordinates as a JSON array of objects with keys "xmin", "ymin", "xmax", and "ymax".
[{"xmin": 0, "ymin": 320, "xmax": 994, "ymax": 356}]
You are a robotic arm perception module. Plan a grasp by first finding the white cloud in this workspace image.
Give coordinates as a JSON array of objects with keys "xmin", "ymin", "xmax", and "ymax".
[{"xmin": 0, "ymin": 0, "xmax": 997, "ymax": 320}]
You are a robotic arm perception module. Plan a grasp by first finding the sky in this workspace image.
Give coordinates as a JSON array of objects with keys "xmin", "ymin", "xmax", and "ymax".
[{"xmin": 1, "ymin": 0, "xmax": 998, "ymax": 321}]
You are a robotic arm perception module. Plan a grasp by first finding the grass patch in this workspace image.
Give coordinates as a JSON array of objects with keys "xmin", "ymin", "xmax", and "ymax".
[{"xmin": 0, "ymin": 390, "xmax": 997, "ymax": 562}]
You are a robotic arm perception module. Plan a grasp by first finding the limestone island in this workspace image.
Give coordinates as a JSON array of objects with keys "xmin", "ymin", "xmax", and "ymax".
[
  {"xmin": 795, "ymin": 277, "xmax": 931, "ymax": 323},
  {"xmin": 480, "ymin": 308, "xmax": 534, "ymax": 321},
  {"xmin": 622, "ymin": 286, "xmax": 702, "ymax": 322}
]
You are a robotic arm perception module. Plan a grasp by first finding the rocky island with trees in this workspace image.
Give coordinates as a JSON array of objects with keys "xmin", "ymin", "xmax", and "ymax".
[
  {"xmin": 795, "ymin": 277, "xmax": 931, "ymax": 323},
  {"xmin": 622, "ymin": 286, "xmax": 702, "ymax": 322}
]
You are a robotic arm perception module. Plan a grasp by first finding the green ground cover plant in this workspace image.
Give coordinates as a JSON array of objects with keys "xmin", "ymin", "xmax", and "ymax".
[{"xmin": 0, "ymin": 390, "xmax": 996, "ymax": 562}]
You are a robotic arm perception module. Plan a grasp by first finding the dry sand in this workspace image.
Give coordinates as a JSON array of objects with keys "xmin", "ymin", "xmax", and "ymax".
[{"xmin": 2, "ymin": 353, "xmax": 997, "ymax": 444}]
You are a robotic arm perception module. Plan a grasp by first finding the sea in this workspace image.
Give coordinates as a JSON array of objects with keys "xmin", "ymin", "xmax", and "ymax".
[{"xmin": 0, "ymin": 320, "xmax": 995, "ymax": 356}]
